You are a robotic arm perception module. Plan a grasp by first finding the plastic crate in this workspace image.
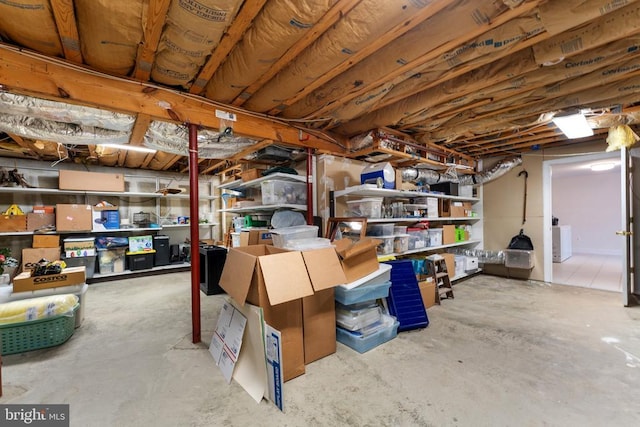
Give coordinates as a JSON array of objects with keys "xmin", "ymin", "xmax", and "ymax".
[
  {"xmin": 346, "ymin": 198, "xmax": 383, "ymax": 219},
  {"xmin": 260, "ymin": 180, "xmax": 307, "ymax": 205},
  {"xmin": 63, "ymin": 255, "xmax": 96, "ymax": 279},
  {"xmin": 336, "ymin": 303, "xmax": 382, "ymax": 331},
  {"xmin": 366, "ymin": 223, "xmax": 394, "ymax": 236},
  {"xmin": 376, "ymin": 236, "xmax": 395, "ymax": 255},
  {"xmin": 126, "ymin": 251, "xmax": 155, "ymax": 271},
  {"xmin": 97, "ymin": 247, "xmax": 126, "ymax": 274},
  {"xmin": 0, "ymin": 304, "xmax": 78, "ymax": 355},
  {"xmin": 270, "ymin": 225, "xmax": 319, "ymax": 248},
  {"xmin": 336, "ymin": 314, "xmax": 399, "ymax": 353},
  {"xmin": 335, "ymin": 280, "xmax": 392, "ymax": 305}
]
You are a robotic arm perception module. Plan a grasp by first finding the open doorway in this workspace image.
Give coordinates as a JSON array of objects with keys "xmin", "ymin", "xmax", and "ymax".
[{"xmin": 542, "ymin": 152, "xmax": 622, "ymax": 292}]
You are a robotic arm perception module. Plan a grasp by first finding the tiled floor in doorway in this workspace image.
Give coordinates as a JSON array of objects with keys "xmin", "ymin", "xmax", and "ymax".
[{"xmin": 552, "ymin": 253, "xmax": 622, "ymax": 292}]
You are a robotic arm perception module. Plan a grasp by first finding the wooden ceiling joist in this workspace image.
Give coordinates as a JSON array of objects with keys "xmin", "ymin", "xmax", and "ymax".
[
  {"xmin": 7, "ymin": 133, "xmax": 40, "ymax": 159},
  {"xmin": 266, "ymin": 0, "xmax": 456, "ymax": 116},
  {"xmin": 129, "ymin": 113, "xmax": 152, "ymax": 145},
  {"xmin": 231, "ymin": 0, "xmax": 362, "ymax": 107},
  {"xmin": 309, "ymin": 1, "xmax": 544, "ymax": 123},
  {"xmin": 190, "ymin": 0, "xmax": 268, "ymax": 95},
  {"xmin": 0, "ymin": 44, "xmax": 345, "ymax": 154},
  {"xmin": 50, "ymin": 0, "xmax": 83, "ymax": 64},
  {"xmin": 132, "ymin": 0, "xmax": 172, "ymax": 82}
]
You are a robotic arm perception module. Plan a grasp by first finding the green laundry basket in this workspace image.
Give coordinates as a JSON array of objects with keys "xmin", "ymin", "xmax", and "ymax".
[{"xmin": 0, "ymin": 304, "xmax": 79, "ymax": 355}]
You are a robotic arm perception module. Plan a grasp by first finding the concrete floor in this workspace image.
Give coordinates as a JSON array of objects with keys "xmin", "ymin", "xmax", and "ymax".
[{"xmin": 2, "ymin": 272, "xmax": 640, "ymax": 426}]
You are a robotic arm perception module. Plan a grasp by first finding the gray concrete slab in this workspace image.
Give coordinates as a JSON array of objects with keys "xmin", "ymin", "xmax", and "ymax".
[{"xmin": 2, "ymin": 273, "xmax": 640, "ymax": 426}]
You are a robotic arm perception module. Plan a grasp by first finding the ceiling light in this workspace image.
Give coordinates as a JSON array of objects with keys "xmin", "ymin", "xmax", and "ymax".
[
  {"xmin": 552, "ymin": 113, "xmax": 594, "ymax": 139},
  {"xmin": 98, "ymin": 143, "xmax": 157, "ymax": 154},
  {"xmin": 590, "ymin": 162, "xmax": 615, "ymax": 172}
]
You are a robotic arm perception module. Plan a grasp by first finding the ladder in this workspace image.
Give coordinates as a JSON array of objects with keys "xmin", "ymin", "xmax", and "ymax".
[{"xmin": 426, "ymin": 256, "xmax": 454, "ymax": 302}]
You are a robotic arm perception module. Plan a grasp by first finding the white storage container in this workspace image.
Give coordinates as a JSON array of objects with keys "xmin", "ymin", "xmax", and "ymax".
[
  {"xmin": 270, "ymin": 225, "xmax": 319, "ymax": 248},
  {"xmin": 464, "ymin": 256, "xmax": 479, "ymax": 271},
  {"xmin": 260, "ymin": 180, "xmax": 307, "ymax": 205},
  {"xmin": 346, "ymin": 198, "xmax": 383, "ymax": 219},
  {"xmin": 393, "ymin": 225, "xmax": 407, "ymax": 235},
  {"xmin": 336, "ymin": 303, "xmax": 383, "ymax": 332}
]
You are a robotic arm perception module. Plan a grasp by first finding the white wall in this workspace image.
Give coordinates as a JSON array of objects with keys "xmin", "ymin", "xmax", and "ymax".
[{"xmin": 552, "ymin": 170, "xmax": 621, "ymax": 255}]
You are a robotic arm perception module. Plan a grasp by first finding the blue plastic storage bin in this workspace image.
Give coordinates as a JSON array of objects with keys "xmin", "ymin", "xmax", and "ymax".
[
  {"xmin": 335, "ymin": 280, "xmax": 392, "ymax": 305},
  {"xmin": 336, "ymin": 315, "xmax": 399, "ymax": 353}
]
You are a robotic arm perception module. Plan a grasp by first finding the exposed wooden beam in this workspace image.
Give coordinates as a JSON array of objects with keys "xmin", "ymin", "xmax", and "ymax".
[
  {"xmin": 190, "ymin": 0, "xmax": 268, "ymax": 94},
  {"xmin": 129, "ymin": 113, "xmax": 152, "ymax": 145},
  {"xmin": 141, "ymin": 152, "xmax": 156, "ymax": 168},
  {"xmin": 0, "ymin": 44, "xmax": 345, "ymax": 153},
  {"xmin": 50, "ymin": 0, "xmax": 83, "ymax": 64},
  {"xmin": 7, "ymin": 133, "xmax": 40, "ymax": 158},
  {"xmin": 132, "ymin": 0, "xmax": 171, "ymax": 81},
  {"xmin": 266, "ymin": 0, "xmax": 456, "ymax": 116},
  {"xmin": 313, "ymin": 1, "xmax": 543, "ymax": 124},
  {"xmin": 231, "ymin": 0, "xmax": 362, "ymax": 107},
  {"xmin": 161, "ymin": 155, "xmax": 182, "ymax": 171}
]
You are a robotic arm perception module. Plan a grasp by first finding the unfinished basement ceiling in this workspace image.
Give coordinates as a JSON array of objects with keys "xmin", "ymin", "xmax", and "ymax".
[{"xmin": 0, "ymin": 0, "xmax": 639, "ymax": 175}]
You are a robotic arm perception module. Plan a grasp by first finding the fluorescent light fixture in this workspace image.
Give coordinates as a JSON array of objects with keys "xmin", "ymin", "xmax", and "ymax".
[
  {"xmin": 98, "ymin": 143, "xmax": 157, "ymax": 154},
  {"xmin": 590, "ymin": 162, "xmax": 616, "ymax": 172},
  {"xmin": 552, "ymin": 113, "xmax": 594, "ymax": 139}
]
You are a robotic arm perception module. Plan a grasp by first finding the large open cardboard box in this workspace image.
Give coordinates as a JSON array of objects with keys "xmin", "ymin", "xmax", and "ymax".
[
  {"xmin": 334, "ymin": 237, "xmax": 381, "ymax": 283},
  {"xmin": 219, "ymin": 245, "xmax": 346, "ymax": 381}
]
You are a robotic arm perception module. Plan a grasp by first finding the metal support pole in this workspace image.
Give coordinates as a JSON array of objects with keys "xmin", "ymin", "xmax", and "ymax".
[
  {"xmin": 188, "ymin": 123, "xmax": 201, "ymax": 343},
  {"xmin": 306, "ymin": 148, "xmax": 313, "ymax": 225}
]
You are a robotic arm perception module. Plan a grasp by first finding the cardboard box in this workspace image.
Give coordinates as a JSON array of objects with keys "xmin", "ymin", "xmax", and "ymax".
[
  {"xmin": 59, "ymin": 170, "xmax": 125, "ymax": 192},
  {"xmin": 450, "ymin": 201, "xmax": 472, "ymax": 218},
  {"xmin": 219, "ymin": 245, "xmax": 346, "ymax": 381},
  {"xmin": 219, "ymin": 245, "xmax": 310, "ymax": 382},
  {"xmin": 56, "ymin": 204, "xmax": 92, "ymax": 231},
  {"xmin": 241, "ymin": 168, "xmax": 265, "ymax": 182},
  {"xmin": 32, "ymin": 234, "xmax": 60, "ymax": 248},
  {"xmin": 12, "ymin": 266, "xmax": 86, "ymax": 293},
  {"xmin": 419, "ymin": 279, "xmax": 437, "ymax": 309},
  {"xmin": 334, "ymin": 238, "xmax": 381, "ymax": 283},
  {"xmin": 239, "ymin": 229, "xmax": 272, "ymax": 246},
  {"xmin": 299, "ymin": 247, "xmax": 347, "ymax": 364},
  {"xmin": 92, "ymin": 206, "xmax": 120, "ymax": 231},
  {"xmin": 442, "ymin": 253, "xmax": 456, "ymax": 280},
  {"xmin": 22, "ymin": 247, "xmax": 61, "ymax": 271},
  {"xmin": 442, "ymin": 225, "xmax": 456, "ymax": 245},
  {"xmin": 26, "ymin": 212, "xmax": 56, "ymax": 231},
  {"xmin": 0, "ymin": 215, "xmax": 27, "ymax": 232}
]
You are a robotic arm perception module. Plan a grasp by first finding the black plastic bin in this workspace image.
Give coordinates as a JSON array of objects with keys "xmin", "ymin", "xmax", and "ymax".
[{"xmin": 199, "ymin": 246, "xmax": 227, "ymax": 295}]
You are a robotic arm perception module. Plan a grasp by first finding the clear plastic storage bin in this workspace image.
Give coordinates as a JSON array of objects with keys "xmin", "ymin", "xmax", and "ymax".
[
  {"xmin": 394, "ymin": 234, "xmax": 410, "ymax": 253},
  {"xmin": 97, "ymin": 247, "xmax": 126, "ymax": 274},
  {"xmin": 336, "ymin": 314, "xmax": 399, "ymax": 353},
  {"xmin": 336, "ymin": 303, "xmax": 382, "ymax": 331},
  {"xmin": 346, "ymin": 198, "xmax": 383, "ymax": 219},
  {"xmin": 366, "ymin": 223, "xmax": 394, "ymax": 236},
  {"xmin": 260, "ymin": 180, "xmax": 307, "ymax": 205},
  {"xmin": 376, "ymin": 236, "xmax": 395, "ymax": 255},
  {"xmin": 428, "ymin": 229, "xmax": 443, "ymax": 247},
  {"xmin": 334, "ymin": 280, "xmax": 392, "ymax": 305},
  {"xmin": 270, "ymin": 225, "xmax": 319, "ymax": 248}
]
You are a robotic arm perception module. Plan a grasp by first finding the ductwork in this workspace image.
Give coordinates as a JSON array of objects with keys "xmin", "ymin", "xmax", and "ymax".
[{"xmin": 401, "ymin": 156, "xmax": 522, "ymax": 186}]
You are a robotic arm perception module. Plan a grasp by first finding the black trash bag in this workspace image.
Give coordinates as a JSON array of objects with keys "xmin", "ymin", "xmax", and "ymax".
[{"xmin": 508, "ymin": 229, "xmax": 534, "ymax": 250}]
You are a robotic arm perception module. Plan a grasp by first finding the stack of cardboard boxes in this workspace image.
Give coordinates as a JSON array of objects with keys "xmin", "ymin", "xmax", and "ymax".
[{"xmin": 219, "ymin": 237, "xmax": 381, "ymax": 382}]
